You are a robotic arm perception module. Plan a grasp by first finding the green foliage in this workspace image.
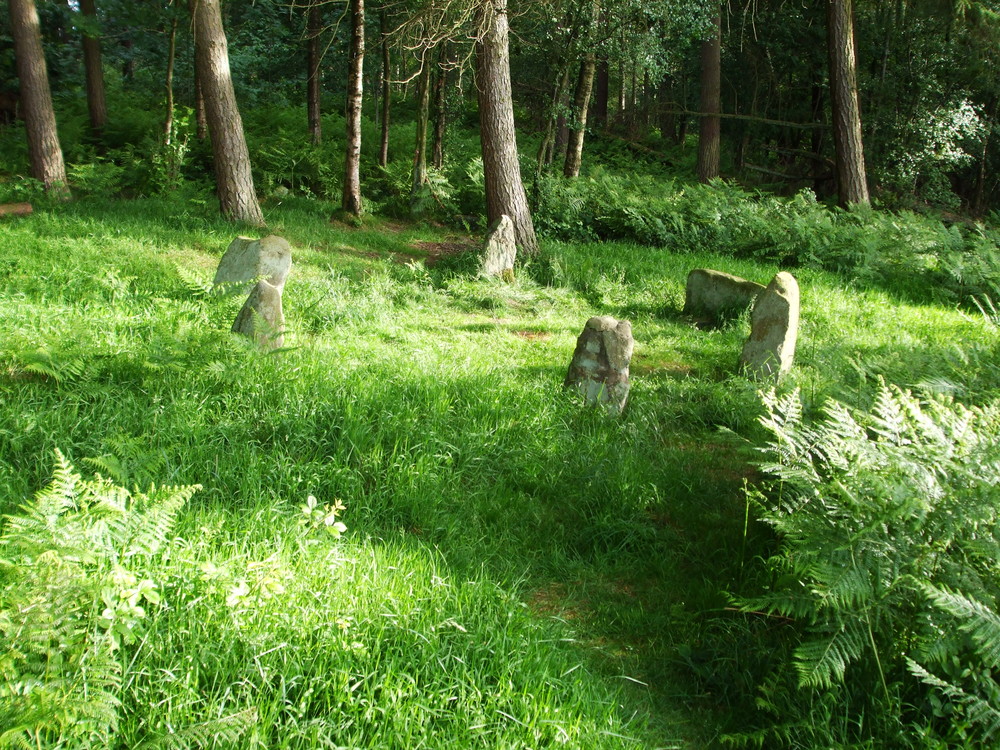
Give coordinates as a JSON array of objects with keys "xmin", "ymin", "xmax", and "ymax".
[
  {"xmin": 731, "ymin": 385, "xmax": 1000, "ymax": 747},
  {"xmin": 0, "ymin": 453, "xmax": 199, "ymax": 747}
]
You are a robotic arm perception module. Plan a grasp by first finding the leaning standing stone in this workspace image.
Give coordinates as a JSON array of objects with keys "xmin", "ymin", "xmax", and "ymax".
[
  {"xmin": 564, "ymin": 316, "xmax": 634, "ymax": 415},
  {"xmin": 232, "ymin": 280, "xmax": 285, "ymax": 350},
  {"xmin": 213, "ymin": 235, "xmax": 292, "ymax": 294},
  {"xmin": 480, "ymin": 215, "xmax": 516, "ymax": 279},
  {"xmin": 739, "ymin": 272, "xmax": 799, "ymax": 380},
  {"xmin": 683, "ymin": 268, "xmax": 764, "ymax": 325}
]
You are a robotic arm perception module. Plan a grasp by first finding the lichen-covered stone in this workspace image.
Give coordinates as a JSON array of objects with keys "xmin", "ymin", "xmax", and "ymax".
[
  {"xmin": 739, "ymin": 271, "xmax": 799, "ymax": 380},
  {"xmin": 683, "ymin": 268, "xmax": 764, "ymax": 325},
  {"xmin": 480, "ymin": 215, "xmax": 516, "ymax": 278},
  {"xmin": 232, "ymin": 280, "xmax": 285, "ymax": 350},
  {"xmin": 563, "ymin": 316, "xmax": 634, "ymax": 415},
  {"xmin": 213, "ymin": 235, "xmax": 292, "ymax": 295}
]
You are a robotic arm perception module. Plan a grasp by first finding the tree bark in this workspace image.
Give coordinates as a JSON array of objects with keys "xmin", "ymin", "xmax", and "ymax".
[
  {"xmin": 79, "ymin": 0, "xmax": 107, "ymax": 136},
  {"xmin": 593, "ymin": 58, "xmax": 609, "ymax": 131},
  {"xmin": 410, "ymin": 49, "xmax": 432, "ymax": 212},
  {"xmin": 341, "ymin": 0, "xmax": 364, "ymax": 216},
  {"xmin": 9, "ymin": 0, "xmax": 68, "ymax": 196},
  {"xmin": 827, "ymin": 0, "xmax": 870, "ymax": 206},
  {"xmin": 536, "ymin": 63, "xmax": 570, "ymax": 177},
  {"xmin": 696, "ymin": 12, "xmax": 721, "ymax": 184},
  {"xmin": 307, "ymin": 0, "xmax": 322, "ymax": 146},
  {"xmin": 379, "ymin": 14, "xmax": 391, "ymax": 167},
  {"xmin": 563, "ymin": 54, "xmax": 597, "ymax": 178},
  {"xmin": 475, "ymin": 0, "xmax": 538, "ymax": 256},
  {"xmin": 195, "ymin": 69, "xmax": 207, "ymax": 139},
  {"xmin": 431, "ymin": 46, "xmax": 448, "ymax": 170},
  {"xmin": 164, "ymin": 16, "xmax": 178, "ymax": 144},
  {"xmin": 192, "ymin": 0, "xmax": 264, "ymax": 225}
]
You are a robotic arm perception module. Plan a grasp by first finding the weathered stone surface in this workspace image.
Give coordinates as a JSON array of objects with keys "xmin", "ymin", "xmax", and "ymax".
[
  {"xmin": 683, "ymin": 268, "xmax": 765, "ymax": 325},
  {"xmin": 739, "ymin": 271, "xmax": 799, "ymax": 380},
  {"xmin": 563, "ymin": 316, "xmax": 634, "ymax": 415},
  {"xmin": 480, "ymin": 215, "xmax": 516, "ymax": 278},
  {"xmin": 213, "ymin": 235, "xmax": 292, "ymax": 295},
  {"xmin": 232, "ymin": 280, "xmax": 285, "ymax": 350}
]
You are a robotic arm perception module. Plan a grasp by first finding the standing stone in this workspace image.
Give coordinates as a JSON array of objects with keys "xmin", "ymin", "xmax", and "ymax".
[
  {"xmin": 232, "ymin": 280, "xmax": 285, "ymax": 350},
  {"xmin": 683, "ymin": 268, "xmax": 764, "ymax": 325},
  {"xmin": 480, "ymin": 214, "xmax": 516, "ymax": 279},
  {"xmin": 739, "ymin": 272, "xmax": 799, "ymax": 380},
  {"xmin": 564, "ymin": 316, "xmax": 634, "ymax": 415},
  {"xmin": 213, "ymin": 235, "xmax": 292, "ymax": 294}
]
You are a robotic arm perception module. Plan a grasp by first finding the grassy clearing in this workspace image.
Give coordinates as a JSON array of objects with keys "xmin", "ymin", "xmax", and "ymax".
[{"xmin": 1, "ymin": 193, "xmax": 998, "ymax": 747}]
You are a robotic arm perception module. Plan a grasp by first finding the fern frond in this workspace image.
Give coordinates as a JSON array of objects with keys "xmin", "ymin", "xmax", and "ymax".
[
  {"xmin": 908, "ymin": 659, "xmax": 1000, "ymax": 741},
  {"xmin": 135, "ymin": 707, "xmax": 258, "ymax": 749},
  {"xmin": 794, "ymin": 620, "xmax": 867, "ymax": 689},
  {"xmin": 921, "ymin": 584, "xmax": 1000, "ymax": 668},
  {"xmin": 121, "ymin": 484, "xmax": 201, "ymax": 558}
]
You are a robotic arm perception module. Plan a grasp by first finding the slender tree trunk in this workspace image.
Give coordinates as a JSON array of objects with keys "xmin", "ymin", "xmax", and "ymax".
[
  {"xmin": 696, "ymin": 12, "xmax": 721, "ymax": 183},
  {"xmin": 475, "ymin": 0, "xmax": 539, "ymax": 256},
  {"xmin": 79, "ymin": 0, "xmax": 107, "ymax": 136},
  {"xmin": 379, "ymin": 14, "xmax": 391, "ymax": 167},
  {"xmin": 194, "ymin": 60, "xmax": 207, "ymax": 139},
  {"xmin": 827, "ymin": 0, "xmax": 870, "ymax": 206},
  {"xmin": 593, "ymin": 58, "xmax": 609, "ymax": 131},
  {"xmin": 657, "ymin": 76, "xmax": 675, "ymax": 142},
  {"xmin": 431, "ymin": 46, "xmax": 448, "ymax": 169},
  {"xmin": 410, "ymin": 49, "xmax": 432, "ymax": 211},
  {"xmin": 164, "ymin": 16, "xmax": 177, "ymax": 144},
  {"xmin": 9, "ymin": 0, "xmax": 68, "ymax": 196},
  {"xmin": 563, "ymin": 54, "xmax": 596, "ymax": 178},
  {"xmin": 536, "ymin": 63, "xmax": 570, "ymax": 177},
  {"xmin": 341, "ymin": 0, "xmax": 364, "ymax": 215},
  {"xmin": 307, "ymin": 0, "xmax": 322, "ymax": 146},
  {"xmin": 192, "ymin": 0, "xmax": 264, "ymax": 225}
]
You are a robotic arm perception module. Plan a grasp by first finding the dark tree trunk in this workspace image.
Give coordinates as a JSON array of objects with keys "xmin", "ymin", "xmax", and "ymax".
[
  {"xmin": 827, "ymin": 0, "xmax": 869, "ymax": 206},
  {"xmin": 194, "ymin": 61, "xmax": 207, "ymax": 139},
  {"xmin": 164, "ymin": 16, "xmax": 177, "ymax": 143},
  {"xmin": 9, "ymin": 0, "xmax": 68, "ymax": 196},
  {"xmin": 341, "ymin": 0, "xmax": 364, "ymax": 215},
  {"xmin": 475, "ymin": 0, "xmax": 538, "ymax": 256},
  {"xmin": 564, "ymin": 54, "xmax": 596, "ymax": 178},
  {"xmin": 696, "ymin": 13, "xmax": 721, "ymax": 183},
  {"xmin": 536, "ymin": 63, "xmax": 570, "ymax": 177},
  {"xmin": 657, "ymin": 76, "xmax": 675, "ymax": 142},
  {"xmin": 192, "ymin": 0, "xmax": 264, "ymax": 225},
  {"xmin": 379, "ymin": 14, "xmax": 391, "ymax": 167},
  {"xmin": 593, "ymin": 58, "xmax": 609, "ymax": 131},
  {"xmin": 410, "ymin": 49, "xmax": 432, "ymax": 211},
  {"xmin": 431, "ymin": 46, "xmax": 448, "ymax": 170},
  {"xmin": 79, "ymin": 0, "xmax": 107, "ymax": 136},
  {"xmin": 307, "ymin": 1, "xmax": 323, "ymax": 146}
]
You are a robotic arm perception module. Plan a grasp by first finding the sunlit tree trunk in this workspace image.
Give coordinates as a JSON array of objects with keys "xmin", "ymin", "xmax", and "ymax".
[
  {"xmin": 163, "ymin": 16, "xmax": 177, "ymax": 143},
  {"xmin": 563, "ymin": 53, "xmax": 596, "ymax": 178},
  {"xmin": 827, "ymin": 0, "xmax": 869, "ymax": 206},
  {"xmin": 410, "ymin": 49, "xmax": 432, "ymax": 211},
  {"xmin": 192, "ymin": 0, "xmax": 264, "ymax": 225},
  {"xmin": 195, "ymin": 69, "xmax": 207, "ymax": 139},
  {"xmin": 475, "ymin": 0, "xmax": 539, "ymax": 256},
  {"xmin": 342, "ymin": 0, "xmax": 364, "ymax": 215},
  {"xmin": 9, "ymin": 0, "xmax": 68, "ymax": 196},
  {"xmin": 307, "ymin": 0, "xmax": 323, "ymax": 146},
  {"xmin": 696, "ymin": 12, "xmax": 721, "ymax": 183},
  {"xmin": 379, "ymin": 14, "xmax": 391, "ymax": 167},
  {"xmin": 79, "ymin": 0, "xmax": 107, "ymax": 137},
  {"xmin": 431, "ymin": 46, "xmax": 448, "ymax": 170}
]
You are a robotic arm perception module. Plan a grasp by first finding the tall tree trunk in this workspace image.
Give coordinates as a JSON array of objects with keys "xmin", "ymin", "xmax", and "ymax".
[
  {"xmin": 536, "ymin": 63, "xmax": 570, "ymax": 178},
  {"xmin": 341, "ymin": 0, "xmax": 364, "ymax": 215},
  {"xmin": 9, "ymin": 0, "xmax": 68, "ymax": 196},
  {"xmin": 164, "ymin": 16, "xmax": 177, "ymax": 144},
  {"xmin": 194, "ymin": 67, "xmax": 207, "ymax": 139},
  {"xmin": 827, "ymin": 0, "xmax": 869, "ymax": 206},
  {"xmin": 563, "ymin": 54, "xmax": 596, "ymax": 178},
  {"xmin": 379, "ymin": 14, "xmax": 391, "ymax": 167},
  {"xmin": 410, "ymin": 49, "xmax": 432, "ymax": 211},
  {"xmin": 696, "ymin": 12, "xmax": 721, "ymax": 183},
  {"xmin": 475, "ymin": 0, "xmax": 538, "ymax": 256},
  {"xmin": 79, "ymin": 0, "xmax": 107, "ymax": 136},
  {"xmin": 593, "ymin": 58, "xmax": 609, "ymax": 131},
  {"xmin": 192, "ymin": 0, "xmax": 264, "ymax": 225},
  {"xmin": 431, "ymin": 46, "xmax": 448, "ymax": 170},
  {"xmin": 657, "ymin": 75, "xmax": 675, "ymax": 142},
  {"xmin": 307, "ymin": 0, "xmax": 322, "ymax": 146}
]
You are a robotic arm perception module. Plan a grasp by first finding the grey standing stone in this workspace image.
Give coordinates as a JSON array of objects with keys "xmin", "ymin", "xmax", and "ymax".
[
  {"xmin": 213, "ymin": 235, "xmax": 292, "ymax": 295},
  {"xmin": 232, "ymin": 280, "xmax": 285, "ymax": 350},
  {"xmin": 739, "ymin": 271, "xmax": 799, "ymax": 380},
  {"xmin": 480, "ymin": 215, "xmax": 516, "ymax": 278},
  {"xmin": 683, "ymin": 268, "xmax": 764, "ymax": 325},
  {"xmin": 564, "ymin": 316, "xmax": 634, "ymax": 415}
]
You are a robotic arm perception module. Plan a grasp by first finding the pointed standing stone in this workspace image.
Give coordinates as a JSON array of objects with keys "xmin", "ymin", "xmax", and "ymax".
[
  {"xmin": 739, "ymin": 272, "xmax": 799, "ymax": 380},
  {"xmin": 564, "ymin": 316, "xmax": 634, "ymax": 415},
  {"xmin": 480, "ymin": 214, "xmax": 516, "ymax": 279},
  {"xmin": 213, "ymin": 235, "xmax": 292, "ymax": 294},
  {"xmin": 232, "ymin": 279, "xmax": 285, "ymax": 350}
]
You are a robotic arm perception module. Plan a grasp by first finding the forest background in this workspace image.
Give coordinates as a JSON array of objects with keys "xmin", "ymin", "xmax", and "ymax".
[{"xmin": 2, "ymin": 0, "xmax": 1000, "ymax": 748}]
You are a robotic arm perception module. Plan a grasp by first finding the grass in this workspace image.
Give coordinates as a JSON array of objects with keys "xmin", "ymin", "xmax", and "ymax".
[{"xmin": 1, "ymin": 191, "xmax": 998, "ymax": 747}]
